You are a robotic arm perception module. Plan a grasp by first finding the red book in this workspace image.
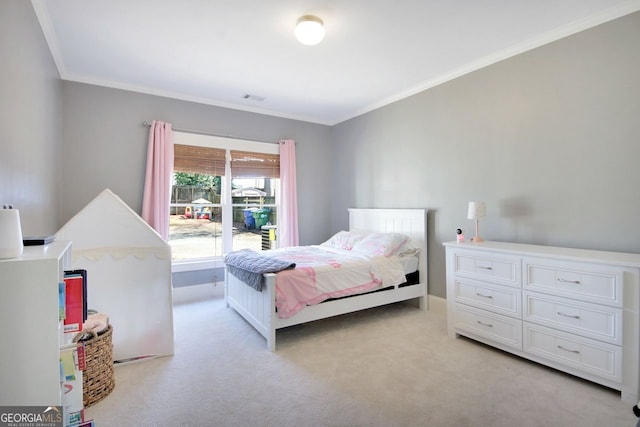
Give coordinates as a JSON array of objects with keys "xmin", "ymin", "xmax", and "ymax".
[{"xmin": 63, "ymin": 274, "xmax": 84, "ymax": 334}]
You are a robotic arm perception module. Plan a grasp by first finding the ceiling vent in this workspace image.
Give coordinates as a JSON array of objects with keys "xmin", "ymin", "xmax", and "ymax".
[{"xmin": 242, "ymin": 94, "xmax": 265, "ymax": 102}]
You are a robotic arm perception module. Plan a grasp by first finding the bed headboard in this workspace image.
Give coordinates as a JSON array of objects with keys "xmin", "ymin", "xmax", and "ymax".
[{"xmin": 348, "ymin": 208, "xmax": 428, "ymax": 288}]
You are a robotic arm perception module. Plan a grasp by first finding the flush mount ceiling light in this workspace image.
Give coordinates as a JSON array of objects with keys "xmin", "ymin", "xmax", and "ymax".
[{"xmin": 295, "ymin": 15, "xmax": 325, "ymax": 46}]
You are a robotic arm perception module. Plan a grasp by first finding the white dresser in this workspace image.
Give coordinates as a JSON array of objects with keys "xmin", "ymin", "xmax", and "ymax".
[{"xmin": 444, "ymin": 240, "xmax": 640, "ymax": 402}]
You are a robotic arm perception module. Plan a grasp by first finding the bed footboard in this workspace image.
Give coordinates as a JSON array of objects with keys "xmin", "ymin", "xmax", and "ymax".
[{"xmin": 225, "ymin": 270, "xmax": 277, "ymax": 350}]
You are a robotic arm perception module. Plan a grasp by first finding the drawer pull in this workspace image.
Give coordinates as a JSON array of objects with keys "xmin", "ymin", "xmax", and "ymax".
[
  {"xmin": 557, "ymin": 345, "xmax": 580, "ymax": 354},
  {"xmin": 477, "ymin": 266, "xmax": 493, "ymax": 270},
  {"xmin": 557, "ymin": 278, "xmax": 581, "ymax": 284},
  {"xmin": 476, "ymin": 293, "xmax": 493, "ymax": 299},
  {"xmin": 477, "ymin": 321, "xmax": 493, "ymax": 327},
  {"xmin": 557, "ymin": 312, "xmax": 580, "ymax": 319}
]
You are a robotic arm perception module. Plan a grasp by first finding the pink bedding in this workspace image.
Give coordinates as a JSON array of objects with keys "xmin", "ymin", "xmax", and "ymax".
[{"xmin": 264, "ymin": 245, "xmax": 406, "ymax": 318}]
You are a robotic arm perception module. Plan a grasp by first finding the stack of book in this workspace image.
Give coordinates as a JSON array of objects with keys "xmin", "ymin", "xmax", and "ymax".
[{"xmin": 58, "ymin": 269, "xmax": 92, "ymax": 426}]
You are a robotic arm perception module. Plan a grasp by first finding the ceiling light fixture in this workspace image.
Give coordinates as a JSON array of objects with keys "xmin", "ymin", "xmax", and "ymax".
[{"xmin": 295, "ymin": 15, "xmax": 325, "ymax": 46}]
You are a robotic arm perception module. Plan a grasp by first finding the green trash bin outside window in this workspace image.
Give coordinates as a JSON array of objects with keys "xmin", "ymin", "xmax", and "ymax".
[{"xmin": 252, "ymin": 208, "xmax": 270, "ymax": 229}]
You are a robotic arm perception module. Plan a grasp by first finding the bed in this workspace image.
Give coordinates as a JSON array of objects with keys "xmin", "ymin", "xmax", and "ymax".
[{"xmin": 224, "ymin": 208, "xmax": 428, "ymax": 350}]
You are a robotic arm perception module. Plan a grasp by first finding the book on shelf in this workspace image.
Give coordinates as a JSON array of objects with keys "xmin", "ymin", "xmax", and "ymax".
[
  {"xmin": 59, "ymin": 281, "xmax": 66, "ymax": 321},
  {"xmin": 60, "ymin": 344, "xmax": 84, "ymax": 426},
  {"xmin": 63, "ymin": 270, "xmax": 87, "ymax": 343}
]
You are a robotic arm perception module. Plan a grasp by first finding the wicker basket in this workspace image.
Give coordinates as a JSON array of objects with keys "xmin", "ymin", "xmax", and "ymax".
[{"xmin": 78, "ymin": 325, "xmax": 115, "ymax": 407}]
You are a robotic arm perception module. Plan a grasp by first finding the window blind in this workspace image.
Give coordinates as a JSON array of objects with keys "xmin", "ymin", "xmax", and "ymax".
[
  {"xmin": 230, "ymin": 150, "xmax": 280, "ymax": 178},
  {"xmin": 174, "ymin": 144, "xmax": 226, "ymax": 176}
]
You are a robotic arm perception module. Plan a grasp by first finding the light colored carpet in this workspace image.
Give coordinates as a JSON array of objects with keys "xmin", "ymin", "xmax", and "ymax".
[{"xmin": 85, "ymin": 284, "xmax": 636, "ymax": 427}]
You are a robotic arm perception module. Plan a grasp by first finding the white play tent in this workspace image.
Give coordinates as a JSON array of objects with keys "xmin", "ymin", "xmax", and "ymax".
[{"xmin": 56, "ymin": 189, "xmax": 174, "ymax": 362}]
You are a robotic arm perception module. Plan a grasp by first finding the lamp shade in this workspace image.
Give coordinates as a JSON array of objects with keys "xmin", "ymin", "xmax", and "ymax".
[
  {"xmin": 467, "ymin": 202, "xmax": 486, "ymax": 220},
  {"xmin": 0, "ymin": 209, "xmax": 23, "ymax": 259},
  {"xmin": 295, "ymin": 15, "xmax": 325, "ymax": 45}
]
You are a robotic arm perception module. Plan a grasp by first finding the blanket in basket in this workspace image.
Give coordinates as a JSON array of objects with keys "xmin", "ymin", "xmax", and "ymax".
[{"xmin": 224, "ymin": 248, "xmax": 296, "ymax": 291}]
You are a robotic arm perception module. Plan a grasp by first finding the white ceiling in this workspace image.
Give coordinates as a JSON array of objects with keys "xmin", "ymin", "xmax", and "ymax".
[{"xmin": 32, "ymin": 0, "xmax": 640, "ymax": 125}]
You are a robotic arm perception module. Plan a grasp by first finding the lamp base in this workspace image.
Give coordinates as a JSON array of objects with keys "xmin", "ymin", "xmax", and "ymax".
[{"xmin": 471, "ymin": 218, "xmax": 484, "ymax": 243}]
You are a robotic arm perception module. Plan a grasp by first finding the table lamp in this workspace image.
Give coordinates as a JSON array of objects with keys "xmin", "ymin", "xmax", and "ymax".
[
  {"xmin": 0, "ymin": 207, "xmax": 23, "ymax": 259},
  {"xmin": 467, "ymin": 202, "xmax": 486, "ymax": 243}
]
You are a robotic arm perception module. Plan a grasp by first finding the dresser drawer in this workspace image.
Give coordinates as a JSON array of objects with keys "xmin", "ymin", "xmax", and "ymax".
[
  {"xmin": 453, "ymin": 278, "xmax": 521, "ymax": 318},
  {"xmin": 523, "ymin": 257, "xmax": 622, "ymax": 307},
  {"xmin": 523, "ymin": 291, "xmax": 622, "ymax": 345},
  {"xmin": 454, "ymin": 250, "xmax": 521, "ymax": 287},
  {"xmin": 453, "ymin": 304, "xmax": 522, "ymax": 350},
  {"xmin": 523, "ymin": 323, "xmax": 622, "ymax": 383}
]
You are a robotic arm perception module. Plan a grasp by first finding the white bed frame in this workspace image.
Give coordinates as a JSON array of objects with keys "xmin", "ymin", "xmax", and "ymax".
[{"xmin": 225, "ymin": 208, "xmax": 428, "ymax": 350}]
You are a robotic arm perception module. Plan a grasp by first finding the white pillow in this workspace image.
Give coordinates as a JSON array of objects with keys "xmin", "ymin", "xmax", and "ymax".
[
  {"xmin": 351, "ymin": 232, "xmax": 410, "ymax": 257},
  {"xmin": 397, "ymin": 246, "xmax": 420, "ymax": 257},
  {"xmin": 320, "ymin": 230, "xmax": 369, "ymax": 251}
]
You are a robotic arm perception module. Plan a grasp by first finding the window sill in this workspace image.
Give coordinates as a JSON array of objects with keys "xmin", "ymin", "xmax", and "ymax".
[{"xmin": 172, "ymin": 258, "xmax": 225, "ymax": 273}]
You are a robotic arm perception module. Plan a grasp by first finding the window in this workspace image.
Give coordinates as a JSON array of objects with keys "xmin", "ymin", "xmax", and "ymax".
[{"xmin": 169, "ymin": 132, "xmax": 279, "ymax": 263}]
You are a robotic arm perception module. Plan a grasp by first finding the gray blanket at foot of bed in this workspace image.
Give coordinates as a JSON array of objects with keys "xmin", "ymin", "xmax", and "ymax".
[{"xmin": 224, "ymin": 248, "xmax": 296, "ymax": 291}]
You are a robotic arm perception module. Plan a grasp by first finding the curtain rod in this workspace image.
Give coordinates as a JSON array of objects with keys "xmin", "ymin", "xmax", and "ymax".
[{"xmin": 142, "ymin": 121, "xmax": 280, "ymax": 145}]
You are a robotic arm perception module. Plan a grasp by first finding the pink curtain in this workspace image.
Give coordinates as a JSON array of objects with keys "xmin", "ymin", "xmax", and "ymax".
[
  {"xmin": 142, "ymin": 121, "xmax": 174, "ymax": 241},
  {"xmin": 279, "ymin": 139, "xmax": 299, "ymax": 247}
]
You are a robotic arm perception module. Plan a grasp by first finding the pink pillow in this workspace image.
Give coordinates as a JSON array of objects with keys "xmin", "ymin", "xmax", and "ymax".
[{"xmin": 351, "ymin": 232, "xmax": 409, "ymax": 257}]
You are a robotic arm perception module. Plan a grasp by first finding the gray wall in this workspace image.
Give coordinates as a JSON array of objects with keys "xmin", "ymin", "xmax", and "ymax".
[
  {"xmin": 60, "ymin": 82, "xmax": 333, "ymax": 246},
  {"xmin": 172, "ymin": 269, "xmax": 225, "ymax": 287},
  {"xmin": 331, "ymin": 12, "xmax": 640, "ymax": 298},
  {"xmin": 0, "ymin": 1, "xmax": 62, "ymax": 237}
]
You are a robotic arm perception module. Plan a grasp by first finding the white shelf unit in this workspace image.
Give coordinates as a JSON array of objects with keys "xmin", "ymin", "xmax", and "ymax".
[
  {"xmin": 0, "ymin": 240, "xmax": 74, "ymax": 406},
  {"xmin": 444, "ymin": 240, "xmax": 640, "ymax": 403}
]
